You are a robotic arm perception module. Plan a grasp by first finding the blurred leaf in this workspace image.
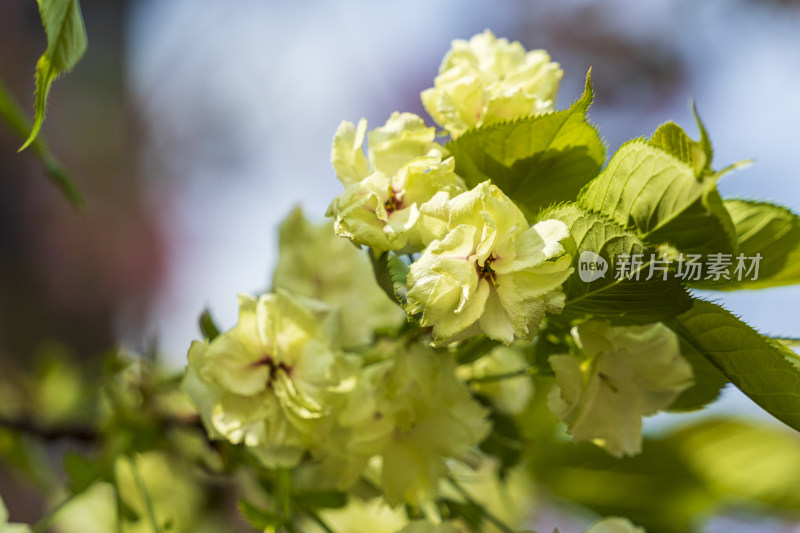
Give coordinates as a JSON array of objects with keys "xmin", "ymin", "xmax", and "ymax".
[
  {"xmin": 545, "ymin": 203, "xmax": 692, "ymax": 324},
  {"xmin": 531, "ymin": 327, "xmax": 569, "ymax": 376},
  {"xmin": 477, "ymin": 396, "xmax": 523, "ymax": 479},
  {"xmin": 447, "ymin": 70, "xmax": 605, "ymax": 218},
  {"xmin": 198, "ymin": 309, "xmax": 221, "ymax": 341},
  {"xmin": 63, "ymin": 451, "xmax": 109, "ymax": 494},
  {"xmin": 237, "ymin": 500, "xmax": 284, "ymax": 529},
  {"xmin": 531, "ymin": 437, "xmax": 715, "ymax": 533},
  {"xmin": 117, "ymin": 492, "xmax": 143, "ymax": 522},
  {"xmin": 455, "ymin": 336, "xmax": 501, "ymax": 365},
  {"xmin": 293, "ymin": 490, "xmax": 348, "ymax": 510},
  {"xmin": 21, "ymin": 0, "xmax": 88, "ymax": 150},
  {"xmin": 0, "ymin": 429, "xmax": 54, "ymax": 488},
  {"xmin": 667, "ymin": 418, "xmax": 800, "ymax": 510},
  {"xmin": 0, "ymin": 78, "xmax": 84, "ymax": 208},
  {"xmin": 441, "ymin": 498, "xmax": 484, "ymax": 531},
  {"xmin": 668, "ymin": 299, "xmax": 800, "ymax": 432}
]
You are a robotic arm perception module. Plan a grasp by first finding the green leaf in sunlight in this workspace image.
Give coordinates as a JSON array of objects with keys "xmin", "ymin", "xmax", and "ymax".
[
  {"xmin": 579, "ymin": 138, "xmax": 736, "ymax": 258},
  {"xmin": 446, "ymin": 70, "xmax": 605, "ymax": 219},
  {"xmin": 544, "ymin": 203, "xmax": 692, "ymax": 325},
  {"xmin": 668, "ymin": 299, "xmax": 800, "ymax": 432}
]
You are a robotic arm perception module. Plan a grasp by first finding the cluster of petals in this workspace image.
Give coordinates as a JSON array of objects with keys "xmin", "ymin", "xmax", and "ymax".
[
  {"xmin": 422, "ymin": 29, "xmax": 563, "ymax": 137},
  {"xmin": 406, "ymin": 182, "xmax": 573, "ymax": 345},
  {"xmin": 548, "ymin": 321, "xmax": 694, "ymax": 457},
  {"xmin": 327, "ymin": 112, "xmax": 465, "ymax": 253}
]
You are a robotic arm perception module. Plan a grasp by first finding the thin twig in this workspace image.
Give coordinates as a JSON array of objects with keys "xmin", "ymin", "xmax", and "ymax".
[
  {"xmin": 447, "ymin": 478, "xmax": 516, "ymax": 533},
  {"xmin": 129, "ymin": 455, "xmax": 162, "ymax": 533},
  {"xmin": 304, "ymin": 508, "xmax": 336, "ymax": 533},
  {"xmin": 466, "ymin": 367, "xmax": 536, "ymax": 384}
]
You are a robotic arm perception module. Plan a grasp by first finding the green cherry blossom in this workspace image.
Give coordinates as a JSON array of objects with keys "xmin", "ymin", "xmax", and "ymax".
[
  {"xmin": 458, "ymin": 345, "xmax": 534, "ymax": 415},
  {"xmin": 406, "ymin": 181, "xmax": 573, "ymax": 345},
  {"xmin": 331, "ymin": 112, "xmax": 447, "ymax": 186},
  {"xmin": 332, "ymin": 341, "xmax": 490, "ymax": 507},
  {"xmin": 273, "ymin": 207, "xmax": 405, "ymax": 348},
  {"xmin": 548, "ymin": 321, "xmax": 694, "ymax": 457},
  {"xmin": 421, "ymin": 29, "xmax": 563, "ymax": 137},
  {"xmin": 182, "ymin": 291, "xmax": 357, "ymax": 467},
  {"xmin": 327, "ymin": 113, "xmax": 465, "ymax": 252}
]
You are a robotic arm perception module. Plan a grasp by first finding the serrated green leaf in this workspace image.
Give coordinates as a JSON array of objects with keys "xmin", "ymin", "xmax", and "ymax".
[
  {"xmin": 544, "ymin": 203, "xmax": 692, "ymax": 324},
  {"xmin": 650, "ymin": 122, "xmax": 709, "ymax": 177},
  {"xmin": 370, "ymin": 250, "xmax": 402, "ymax": 306},
  {"xmin": 237, "ymin": 500, "xmax": 284, "ymax": 530},
  {"xmin": 0, "ymin": 78, "xmax": 84, "ymax": 208},
  {"xmin": 649, "ymin": 105, "xmax": 713, "ymax": 178},
  {"xmin": 774, "ymin": 338, "xmax": 800, "ymax": 349},
  {"xmin": 446, "ymin": 70, "xmax": 605, "ymax": 219},
  {"xmin": 21, "ymin": 0, "xmax": 88, "ymax": 151},
  {"xmin": 668, "ymin": 299, "xmax": 800, "ymax": 432},
  {"xmin": 530, "ymin": 435, "xmax": 714, "ymax": 533},
  {"xmin": 701, "ymin": 199, "xmax": 800, "ymax": 290},
  {"xmin": 386, "ymin": 252, "xmax": 410, "ymax": 306},
  {"xmin": 579, "ymin": 139, "xmax": 736, "ymax": 257}
]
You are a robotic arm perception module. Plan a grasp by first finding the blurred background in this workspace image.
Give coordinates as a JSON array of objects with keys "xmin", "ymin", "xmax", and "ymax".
[{"xmin": 1, "ymin": 0, "xmax": 800, "ymax": 531}]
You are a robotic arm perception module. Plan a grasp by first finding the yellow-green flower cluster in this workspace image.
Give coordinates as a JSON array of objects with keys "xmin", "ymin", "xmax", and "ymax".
[
  {"xmin": 179, "ymin": 27, "xmax": 711, "ymax": 533},
  {"xmin": 273, "ymin": 207, "xmax": 405, "ymax": 348},
  {"xmin": 327, "ymin": 112, "xmax": 465, "ymax": 253},
  {"xmin": 422, "ymin": 29, "xmax": 563, "ymax": 137},
  {"xmin": 334, "ymin": 342, "xmax": 490, "ymax": 507},
  {"xmin": 184, "ymin": 295, "xmax": 490, "ymax": 509},
  {"xmin": 548, "ymin": 321, "xmax": 694, "ymax": 457},
  {"xmin": 325, "ymin": 33, "xmax": 572, "ymax": 347},
  {"xmin": 183, "ymin": 291, "xmax": 358, "ymax": 467},
  {"xmin": 406, "ymin": 182, "xmax": 572, "ymax": 345}
]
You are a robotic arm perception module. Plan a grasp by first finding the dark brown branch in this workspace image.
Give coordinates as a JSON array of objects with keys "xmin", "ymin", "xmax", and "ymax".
[
  {"xmin": 0, "ymin": 417, "xmax": 98, "ymax": 442},
  {"xmin": 0, "ymin": 414, "xmax": 204, "ymax": 443}
]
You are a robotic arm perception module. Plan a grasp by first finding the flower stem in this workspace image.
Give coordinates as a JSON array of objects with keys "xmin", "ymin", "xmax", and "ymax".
[{"xmin": 446, "ymin": 478, "xmax": 516, "ymax": 533}]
